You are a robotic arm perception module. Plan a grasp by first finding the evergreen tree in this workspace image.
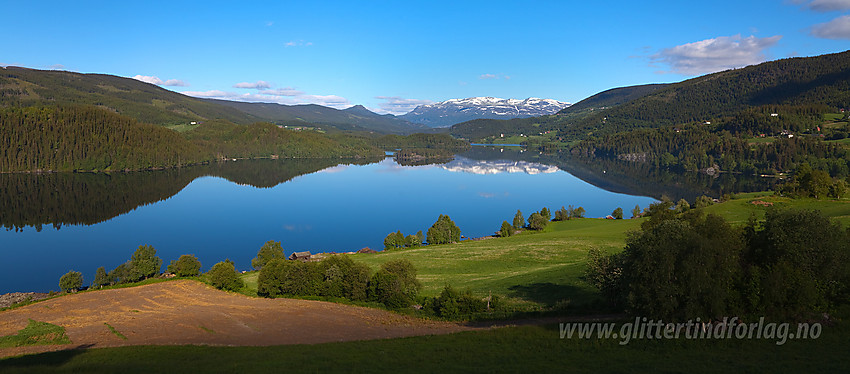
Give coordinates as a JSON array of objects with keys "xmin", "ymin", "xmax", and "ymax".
[
  {"xmin": 500, "ymin": 220, "xmax": 513, "ymax": 237},
  {"xmin": 512, "ymin": 210, "xmax": 525, "ymax": 230}
]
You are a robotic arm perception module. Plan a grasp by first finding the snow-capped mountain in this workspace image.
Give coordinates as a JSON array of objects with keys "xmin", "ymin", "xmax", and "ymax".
[{"xmin": 399, "ymin": 97, "xmax": 570, "ymax": 128}]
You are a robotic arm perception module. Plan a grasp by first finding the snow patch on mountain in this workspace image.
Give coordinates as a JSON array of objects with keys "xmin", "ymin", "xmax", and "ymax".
[{"xmin": 399, "ymin": 97, "xmax": 570, "ymax": 128}]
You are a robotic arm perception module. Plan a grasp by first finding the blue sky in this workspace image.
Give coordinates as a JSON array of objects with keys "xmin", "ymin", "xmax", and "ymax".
[{"xmin": 2, "ymin": 0, "xmax": 849, "ymax": 114}]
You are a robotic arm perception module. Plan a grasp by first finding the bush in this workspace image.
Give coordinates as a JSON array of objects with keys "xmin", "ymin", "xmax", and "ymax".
[
  {"xmin": 426, "ymin": 214, "xmax": 461, "ymax": 244},
  {"xmin": 675, "ymin": 198, "xmax": 690, "ymax": 213},
  {"xmin": 431, "ymin": 285, "xmax": 488, "ymax": 319},
  {"xmin": 499, "ymin": 220, "xmax": 513, "ymax": 237},
  {"xmin": 320, "ymin": 255, "xmax": 370, "ymax": 301},
  {"xmin": 167, "ymin": 254, "xmax": 202, "ymax": 277},
  {"xmin": 257, "ymin": 256, "xmax": 370, "ymax": 301},
  {"xmin": 59, "ymin": 271, "xmax": 83, "ymax": 292},
  {"xmin": 369, "ymin": 259, "xmax": 421, "ymax": 309},
  {"xmin": 527, "ymin": 212, "xmax": 548, "ymax": 230},
  {"xmin": 252, "ymin": 240, "xmax": 284, "ymax": 270},
  {"xmin": 693, "ymin": 195, "xmax": 714, "ymax": 209},
  {"xmin": 208, "ymin": 260, "xmax": 243, "ymax": 291}
]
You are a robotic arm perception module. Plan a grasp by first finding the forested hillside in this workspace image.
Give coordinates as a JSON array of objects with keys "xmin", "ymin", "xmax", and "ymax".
[
  {"xmin": 0, "ymin": 67, "xmax": 257, "ymax": 125},
  {"xmin": 0, "ymin": 106, "xmax": 209, "ymax": 171},
  {"xmin": 0, "ymin": 105, "xmax": 383, "ymax": 172}
]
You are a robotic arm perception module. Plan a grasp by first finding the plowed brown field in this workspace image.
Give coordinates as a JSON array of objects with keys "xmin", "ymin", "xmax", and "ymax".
[{"xmin": 0, "ymin": 280, "xmax": 472, "ymax": 358}]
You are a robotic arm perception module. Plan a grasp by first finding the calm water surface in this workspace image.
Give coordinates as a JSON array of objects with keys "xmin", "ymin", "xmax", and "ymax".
[{"xmin": 0, "ymin": 154, "xmax": 657, "ymax": 293}]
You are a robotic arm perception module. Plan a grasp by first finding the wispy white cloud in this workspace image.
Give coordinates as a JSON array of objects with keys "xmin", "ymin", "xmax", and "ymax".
[
  {"xmin": 233, "ymin": 81, "xmax": 272, "ymax": 89},
  {"xmin": 374, "ymin": 96, "xmax": 433, "ymax": 115},
  {"xmin": 259, "ymin": 87, "xmax": 303, "ymax": 96},
  {"xmin": 479, "ymin": 73, "xmax": 498, "ymax": 80},
  {"xmin": 285, "ymin": 40, "xmax": 313, "ymax": 47},
  {"xmin": 794, "ymin": 0, "xmax": 850, "ymax": 12},
  {"xmin": 48, "ymin": 64, "xmax": 65, "ymax": 70},
  {"xmin": 133, "ymin": 75, "xmax": 189, "ymax": 87},
  {"xmin": 265, "ymin": 21, "xmax": 274, "ymax": 27},
  {"xmin": 811, "ymin": 15, "xmax": 850, "ymax": 39},
  {"xmin": 651, "ymin": 34, "xmax": 782, "ymax": 75}
]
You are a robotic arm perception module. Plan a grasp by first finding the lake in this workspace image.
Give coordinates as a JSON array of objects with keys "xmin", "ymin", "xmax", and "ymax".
[{"xmin": 0, "ymin": 149, "xmax": 682, "ymax": 293}]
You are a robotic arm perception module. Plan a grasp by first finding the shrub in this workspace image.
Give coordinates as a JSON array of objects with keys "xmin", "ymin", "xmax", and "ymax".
[
  {"xmin": 675, "ymin": 198, "xmax": 690, "ymax": 213},
  {"xmin": 320, "ymin": 255, "xmax": 370, "ymax": 301},
  {"xmin": 59, "ymin": 271, "xmax": 83, "ymax": 292},
  {"xmin": 499, "ymin": 220, "xmax": 513, "ymax": 237},
  {"xmin": 527, "ymin": 212, "xmax": 548, "ymax": 230},
  {"xmin": 693, "ymin": 195, "xmax": 714, "ymax": 209},
  {"xmin": 208, "ymin": 260, "xmax": 243, "ymax": 291},
  {"xmin": 369, "ymin": 259, "xmax": 421, "ymax": 309},
  {"xmin": 431, "ymin": 285, "xmax": 488, "ymax": 319},
  {"xmin": 167, "ymin": 254, "xmax": 202, "ymax": 277},
  {"xmin": 252, "ymin": 240, "xmax": 284, "ymax": 270}
]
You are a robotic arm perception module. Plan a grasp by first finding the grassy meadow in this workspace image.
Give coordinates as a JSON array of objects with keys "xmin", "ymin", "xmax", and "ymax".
[{"xmin": 1, "ymin": 323, "xmax": 847, "ymax": 373}]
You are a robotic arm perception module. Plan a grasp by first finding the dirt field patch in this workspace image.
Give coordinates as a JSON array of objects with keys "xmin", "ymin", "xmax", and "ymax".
[{"xmin": 0, "ymin": 280, "xmax": 470, "ymax": 358}]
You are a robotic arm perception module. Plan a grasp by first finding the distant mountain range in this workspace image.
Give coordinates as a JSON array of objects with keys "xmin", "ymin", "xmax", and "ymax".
[{"xmin": 400, "ymin": 97, "xmax": 570, "ymax": 128}]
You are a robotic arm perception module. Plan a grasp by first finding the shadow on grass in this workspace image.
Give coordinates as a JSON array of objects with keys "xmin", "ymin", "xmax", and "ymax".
[
  {"xmin": 507, "ymin": 282, "xmax": 601, "ymax": 309},
  {"xmin": 0, "ymin": 344, "xmax": 94, "ymax": 369}
]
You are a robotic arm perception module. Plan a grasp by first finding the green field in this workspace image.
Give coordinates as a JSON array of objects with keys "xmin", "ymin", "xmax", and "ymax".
[
  {"xmin": 237, "ymin": 193, "xmax": 850, "ymax": 311},
  {"xmin": 354, "ymin": 218, "xmax": 641, "ymax": 309},
  {"xmin": 1, "ymin": 323, "xmax": 847, "ymax": 373}
]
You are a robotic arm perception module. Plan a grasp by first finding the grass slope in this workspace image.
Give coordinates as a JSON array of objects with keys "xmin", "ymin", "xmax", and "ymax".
[
  {"xmin": 1, "ymin": 324, "xmax": 847, "ymax": 373},
  {"xmin": 352, "ymin": 218, "xmax": 642, "ymax": 309}
]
